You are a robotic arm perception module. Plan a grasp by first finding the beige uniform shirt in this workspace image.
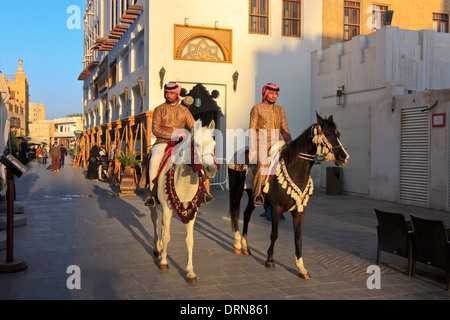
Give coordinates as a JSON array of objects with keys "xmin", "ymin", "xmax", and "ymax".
[
  {"xmin": 249, "ymin": 101, "xmax": 292, "ymax": 155},
  {"xmin": 152, "ymin": 102, "xmax": 195, "ymax": 145}
]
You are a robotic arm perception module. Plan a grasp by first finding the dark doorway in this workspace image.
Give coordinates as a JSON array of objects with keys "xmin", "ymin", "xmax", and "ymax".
[{"xmin": 183, "ymin": 84, "xmax": 223, "ymax": 128}]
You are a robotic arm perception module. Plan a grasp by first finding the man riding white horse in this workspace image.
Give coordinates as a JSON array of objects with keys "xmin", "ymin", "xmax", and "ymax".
[{"xmin": 145, "ymin": 82, "xmax": 215, "ymax": 207}]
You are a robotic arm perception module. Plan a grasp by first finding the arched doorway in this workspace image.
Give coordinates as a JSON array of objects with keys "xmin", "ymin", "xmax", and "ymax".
[{"xmin": 183, "ymin": 83, "xmax": 223, "ymax": 128}]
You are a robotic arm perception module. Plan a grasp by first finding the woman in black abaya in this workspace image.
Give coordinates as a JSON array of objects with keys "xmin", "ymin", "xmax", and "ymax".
[{"xmin": 86, "ymin": 144, "xmax": 100, "ymax": 180}]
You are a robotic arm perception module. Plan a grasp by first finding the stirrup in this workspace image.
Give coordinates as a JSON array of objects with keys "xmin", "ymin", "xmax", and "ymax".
[
  {"xmin": 144, "ymin": 195, "xmax": 157, "ymax": 207},
  {"xmin": 144, "ymin": 188, "xmax": 159, "ymax": 207},
  {"xmin": 202, "ymin": 193, "xmax": 216, "ymax": 205},
  {"xmin": 253, "ymin": 194, "xmax": 264, "ymax": 206}
]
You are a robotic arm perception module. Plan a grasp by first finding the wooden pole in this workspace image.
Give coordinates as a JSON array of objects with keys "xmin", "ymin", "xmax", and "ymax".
[{"xmin": 0, "ymin": 168, "xmax": 28, "ymax": 272}]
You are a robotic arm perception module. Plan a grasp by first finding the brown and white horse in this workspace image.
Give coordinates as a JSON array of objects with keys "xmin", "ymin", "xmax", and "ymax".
[{"xmin": 228, "ymin": 112, "xmax": 349, "ymax": 279}]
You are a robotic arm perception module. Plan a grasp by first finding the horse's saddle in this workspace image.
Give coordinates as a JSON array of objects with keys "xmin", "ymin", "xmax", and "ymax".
[
  {"xmin": 152, "ymin": 142, "xmax": 178, "ymax": 185},
  {"xmin": 228, "ymin": 141, "xmax": 285, "ymax": 190}
]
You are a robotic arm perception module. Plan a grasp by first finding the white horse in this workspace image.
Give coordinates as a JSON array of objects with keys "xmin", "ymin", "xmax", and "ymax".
[{"xmin": 149, "ymin": 120, "xmax": 217, "ymax": 284}]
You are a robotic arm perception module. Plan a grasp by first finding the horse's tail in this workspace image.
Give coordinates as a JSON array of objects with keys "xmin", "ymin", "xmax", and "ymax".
[{"xmin": 228, "ymin": 166, "xmax": 246, "ymax": 232}]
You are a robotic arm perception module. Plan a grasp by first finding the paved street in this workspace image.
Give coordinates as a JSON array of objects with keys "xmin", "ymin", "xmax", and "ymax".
[{"xmin": 1, "ymin": 156, "xmax": 450, "ymax": 302}]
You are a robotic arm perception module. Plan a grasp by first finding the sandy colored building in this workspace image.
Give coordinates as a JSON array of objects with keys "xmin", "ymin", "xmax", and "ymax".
[
  {"xmin": 77, "ymin": 0, "xmax": 449, "ymax": 210},
  {"xmin": 29, "ymin": 102, "xmax": 45, "ymax": 123},
  {"xmin": 3, "ymin": 58, "xmax": 29, "ymax": 136},
  {"xmin": 54, "ymin": 116, "xmax": 83, "ymax": 150},
  {"xmin": 28, "ymin": 119, "xmax": 54, "ymax": 145},
  {"xmin": 79, "ymin": 0, "xmax": 323, "ymax": 161},
  {"xmin": 322, "ymin": 0, "xmax": 449, "ymax": 49}
]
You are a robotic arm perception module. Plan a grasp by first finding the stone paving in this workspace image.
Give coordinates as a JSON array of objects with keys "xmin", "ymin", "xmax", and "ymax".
[{"xmin": 0, "ymin": 157, "xmax": 450, "ymax": 302}]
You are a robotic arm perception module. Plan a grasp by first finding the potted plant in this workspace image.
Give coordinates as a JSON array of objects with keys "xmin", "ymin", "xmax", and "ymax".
[
  {"xmin": 115, "ymin": 151, "xmax": 141, "ymax": 196},
  {"xmin": 115, "ymin": 151, "xmax": 141, "ymax": 175}
]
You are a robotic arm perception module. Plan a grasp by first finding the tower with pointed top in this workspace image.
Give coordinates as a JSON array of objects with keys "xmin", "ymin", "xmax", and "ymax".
[{"xmin": 3, "ymin": 58, "xmax": 29, "ymax": 136}]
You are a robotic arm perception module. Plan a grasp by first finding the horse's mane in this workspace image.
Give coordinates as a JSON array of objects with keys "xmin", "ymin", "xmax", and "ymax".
[
  {"xmin": 280, "ymin": 125, "xmax": 314, "ymax": 167},
  {"xmin": 280, "ymin": 117, "xmax": 337, "ymax": 167}
]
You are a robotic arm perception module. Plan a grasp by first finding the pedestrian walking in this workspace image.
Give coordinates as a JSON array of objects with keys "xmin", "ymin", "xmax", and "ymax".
[
  {"xmin": 42, "ymin": 144, "xmax": 48, "ymax": 164},
  {"xmin": 60, "ymin": 144, "xmax": 68, "ymax": 166},
  {"xmin": 86, "ymin": 144, "xmax": 100, "ymax": 180},
  {"xmin": 36, "ymin": 145, "xmax": 43, "ymax": 165},
  {"xmin": 50, "ymin": 142, "xmax": 61, "ymax": 172}
]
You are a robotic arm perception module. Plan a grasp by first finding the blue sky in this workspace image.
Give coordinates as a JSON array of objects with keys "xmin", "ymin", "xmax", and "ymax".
[{"xmin": 0, "ymin": 0, "xmax": 85, "ymax": 120}]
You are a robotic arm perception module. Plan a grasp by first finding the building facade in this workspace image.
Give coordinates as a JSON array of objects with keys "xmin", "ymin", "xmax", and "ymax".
[
  {"xmin": 322, "ymin": 0, "xmax": 450, "ymax": 49},
  {"xmin": 28, "ymin": 120, "xmax": 54, "ymax": 146},
  {"xmin": 29, "ymin": 102, "xmax": 45, "ymax": 123},
  {"xmin": 78, "ymin": 0, "xmax": 450, "ymax": 210},
  {"xmin": 311, "ymin": 26, "xmax": 450, "ymax": 210},
  {"xmin": 53, "ymin": 116, "xmax": 83, "ymax": 149},
  {"xmin": 79, "ymin": 0, "xmax": 323, "ymax": 161},
  {"xmin": 3, "ymin": 58, "xmax": 29, "ymax": 136}
]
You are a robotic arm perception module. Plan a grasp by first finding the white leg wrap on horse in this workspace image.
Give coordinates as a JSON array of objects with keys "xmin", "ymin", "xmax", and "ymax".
[
  {"xmin": 241, "ymin": 235, "xmax": 248, "ymax": 252},
  {"xmin": 295, "ymin": 257, "xmax": 308, "ymax": 275},
  {"xmin": 234, "ymin": 231, "xmax": 242, "ymax": 250}
]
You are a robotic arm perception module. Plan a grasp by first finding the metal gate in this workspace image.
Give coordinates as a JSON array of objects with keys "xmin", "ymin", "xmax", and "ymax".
[
  {"xmin": 400, "ymin": 106, "xmax": 429, "ymax": 205},
  {"xmin": 210, "ymin": 158, "xmax": 227, "ymax": 190}
]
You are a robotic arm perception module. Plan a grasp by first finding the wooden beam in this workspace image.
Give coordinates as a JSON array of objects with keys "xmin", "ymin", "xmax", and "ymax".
[
  {"xmin": 108, "ymin": 34, "xmax": 121, "ymax": 40},
  {"xmin": 129, "ymin": 4, "xmax": 144, "ymax": 11},
  {"xmin": 125, "ymin": 9, "xmax": 141, "ymax": 16},
  {"xmin": 121, "ymin": 14, "xmax": 137, "ymax": 20},
  {"xmin": 110, "ymin": 30, "xmax": 124, "ymax": 36},
  {"xmin": 96, "ymin": 37, "xmax": 109, "ymax": 43},
  {"xmin": 120, "ymin": 17, "xmax": 134, "ymax": 24},
  {"xmin": 114, "ymin": 24, "xmax": 129, "ymax": 30}
]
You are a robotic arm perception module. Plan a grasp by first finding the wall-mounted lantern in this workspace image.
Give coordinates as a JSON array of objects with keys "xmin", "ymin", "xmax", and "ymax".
[
  {"xmin": 111, "ymin": 94, "xmax": 116, "ymax": 109},
  {"xmin": 233, "ymin": 71, "xmax": 239, "ymax": 91},
  {"xmin": 138, "ymin": 77, "xmax": 143, "ymax": 98},
  {"xmin": 124, "ymin": 87, "xmax": 129, "ymax": 102},
  {"xmin": 336, "ymin": 85, "xmax": 345, "ymax": 106},
  {"xmin": 159, "ymin": 67, "xmax": 166, "ymax": 89}
]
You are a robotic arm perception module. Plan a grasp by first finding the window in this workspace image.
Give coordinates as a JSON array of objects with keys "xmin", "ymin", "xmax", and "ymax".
[
  {"xmin": 136, "ymin": 41, "xmax": 144, "ymax": 69},
  {"xmin": 344, "ymin": 1, "xmax": 360, "ymax": 41},
  {"xmin": 111, "ymin": 0, "xmax": 119, "ymax": 30},
  {"xmin": 249, "ymin": 0, "xmax": 269, "ymax": 35},
  {"xmin": 122, "ymin": 53, "xmax": 129, "ymax": 78},
  {"xmin": 282, "ymin": 0, "xmax": 301, "ymax": 37},
  {"xmin": 433, "ymin": 13, "xmax": 449, "ymax": 33},
  {"xmin": 93, "ymin": 83, "xmax": 98, "ymax": 100},
  {"xmin": 372, "ymin": 4, "xmax": 389, "ymax": 30},
  {"xmin": 109, "ymin": 60, "xmax": 117, "ymax": 87}
]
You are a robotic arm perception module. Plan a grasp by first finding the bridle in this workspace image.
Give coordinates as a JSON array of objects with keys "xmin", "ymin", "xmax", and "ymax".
[
  {"xmin": 190, "ymin": 131, "xmax": 220, "ymax": 172},
  {"xmin": 298, "ymin": 124, "xmax": 344, "ymax": 164}
]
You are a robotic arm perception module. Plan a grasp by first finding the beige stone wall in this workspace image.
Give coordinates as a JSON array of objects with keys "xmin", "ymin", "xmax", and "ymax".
[
  {"xmin": 322, "ymin": 0, "xmax": 450, "ymax": 49},
  {"xmin": 4, "ymin": 59, "xmax": 30, "ymax": 136},
  {"xmin": 5, "ymin": 78, "xmax": 28, "ymax": 136},
  {"xmin": 28, "ymin": 120, "xmax": 54, "ymax": 145}
]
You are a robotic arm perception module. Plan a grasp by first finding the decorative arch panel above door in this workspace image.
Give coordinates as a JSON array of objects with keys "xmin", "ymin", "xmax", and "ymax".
[{"xmin": 174, "ymin": 25, "xmax": 232, "ymax": 63}]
